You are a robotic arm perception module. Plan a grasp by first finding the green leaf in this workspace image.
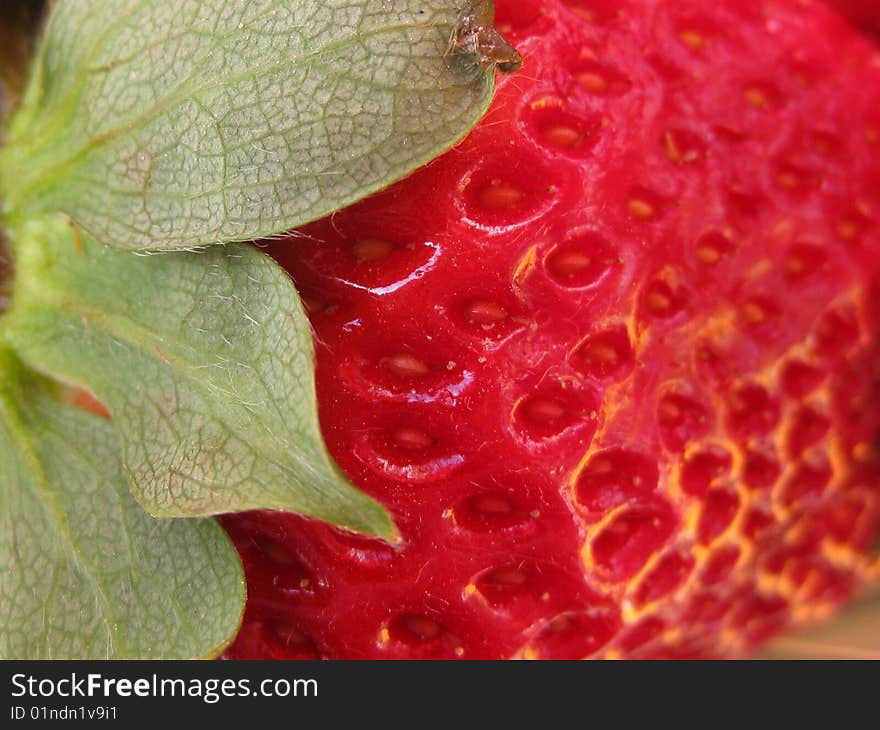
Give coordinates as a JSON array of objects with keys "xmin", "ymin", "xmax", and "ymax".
[
  {"xmin": 0, "ymin": 0, "xmax": 493, "ymax": 251},
  {"xmin": 3, "ymin": 216, "xmax": 396, "ymax": 540},
  {"xmin": 0, "ymin": 350, "xmax": 245, "ymax": 659}
]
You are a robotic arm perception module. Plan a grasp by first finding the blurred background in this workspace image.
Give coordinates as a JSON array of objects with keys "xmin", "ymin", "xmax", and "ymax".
[{"xmin": 761, "ymin": 584, "xmax": 880, "ymax": 659}]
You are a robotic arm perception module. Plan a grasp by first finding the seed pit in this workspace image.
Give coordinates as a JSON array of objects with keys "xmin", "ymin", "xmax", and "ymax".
[
  {"xmin": 633, "ymin": 551, "xmax": 695, "ymax": 606},
  {"xmin": 740, "ymin": 296, "xmax": 779, "ymax": 327},
  {"xmin": 525, "ymin": 102, "xmax": 601, "ymax": 156},
  {"xmin": 269, "ymin": 622, "xmax": 320, "ymax": 659},
  {"xmin": 680, "ymin": 446, "xmax": 732, "ymax": 497},
  {"xmin": 352, "ymin": 237, "xmax": 395, "ymax": 262},
  {"xmin": 695, "ymin": 230, "xmax": 734, "ymax": 265},
  {"xmin": 700, "ymin": 544, "xmax": 741, "ymax": 586},
  {"xmin": 382, "ymin": 352, "xmax": 431, "ymax": 378},
  {"xmin": 814, "ymin": 306, "xmax": 860, "ymax": 360},
  {"xmin": 387, "ymin": 613, "xmax": 444, "ymax": 644},
  {"xmin": 513, "ymin": 383, "xmax": 599, "ymax": 443},
  {"xmin": 786, "ymin": 406, "xmax": 830, "ymax": 458},
  {"xmin": 284, "ymin": 227, "xmax": 435, "ymax": 296},
  {"xmin": 657, "ymin": 393, "xmax": 711, "ymax": 452},
  {"xmin": 742, "ymin": 507, "xmax": 776, "ymax": 540},
  {"xmin": 695, "ymin": 341, "xmax": 731, "ymax": 385},
  {"xmin": 318, "ymin": 527, "xmax": 397, "ymax": 569},
  {"xmin": 524, "ymin": 608, "xmax": 621, "ymax": 659},
  {"xmin": 834, "ymin": 206, "xmax": 873, "ymax": 242},
  {"xmin": 679, "ymin": 29, "xmax": 705, "ymax": 49},
  {"xmin": 458, "ymin": 150, "xmax": 560, "ymax": 230},
  {"xmin": 451, "ymin": 291, "xmax": 525, "ymax": 341},
  {"xmin": 727, "ymin": 384, "xmax": 780, "ymax": 438},
  {"xmin": 728, "ymin": 593, "xmax": 789, "ymax": 645},
  {"xmin": 780, "ymin": 359, "xmax": 826, "ymax": 399},
  {"xmin": 299, "ymin": 295, "xmax": 330, "ymax": 316},
  {"xmin": 473, "ymin": 566, "xmax": 531, "ymax": 607},
  {"xmin": 627, "ymin": 186, "xmax": 665, "ymax": 221},
  {"xmin": 672, "ymin": 13, "xmax": 721, "ymax": 51},
  {"xmin": 254, "ymin": 538, "xmax": 315, "ymax": 593},
  {"xmin": 356, "ymin": 430, "xmax": 464, "ymax": 483},
  {"xmin": 743, "ymin": 80, "xmax": 785, "ymax": 110},
  {"xmin": 617, "ymin": 617, "xmax": 666, "ymax": 653},
  {"xmin": 663, "ymin": 128, "xmax": 706, "ymax": 165},
  {"xmin": 742, "ymin": 448, "xmax": 781, "ymax": 490},
  {"xmin": 571, "ymin": 326, "xmax": 635, "ymax": 381},
  {"xmin": 524, "ymin": 398, "xmax": 563, "ymax": 422},
  {"xmin": 643, "ymin": 278, "xmax": 688, "ymax": 319},
  {"xmin": 480, "ymin": 182, "xmax": 523, "ymax": 210},
  {"xmin": 455, "ymin": 492, "xmax": 532, "ymax": 533},
  {"xmin": 568, "ymin": 56, "xmax": 631, "ymax": 95},
  {"xmin": 464, "ymin": 299, "xmax": 508, "ymax": 326},
  {"xmin": 575, "ymin": 449, "xmax": 659, "ymax": 516},
  {"xmin": 391, "ymin": 426, "xmax": 435, "ymax": 452},
  {"xmin": 796, "ymin": 562, "xmax": 853, "ymax": 605},
  {"xmin": 545, "ymin": 232, "xmax": 617, "ymax": 288},
  {"xmin": 591, "ymin": 501, "xmax": 677, "ymax": 582},
  {"xmin": 684, "ymin": 591, "xmax": 730, "ymax": 624},
  {"xmin": 780, "ymin": 460, "xmax": 832, "ymax": 506},
  {"xmin": 784, "ymin": 242, "xmax": 827, "ymax": 279},
  {"xmin": 825, "ymin": 493, "xmax": 873, "ymax": 549},
  {"xmin": 697, "ymin": 488, "xmax": 740, "ymax": 545},
  {"xmin": 775, "ymin": 162, "xmax": 821, "ymax": 196}
]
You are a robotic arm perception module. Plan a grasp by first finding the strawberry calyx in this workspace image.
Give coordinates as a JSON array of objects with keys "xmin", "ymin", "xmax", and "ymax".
[{"xmin": 0, "ymin": 229, "xmax": 10, "ymax": 316}]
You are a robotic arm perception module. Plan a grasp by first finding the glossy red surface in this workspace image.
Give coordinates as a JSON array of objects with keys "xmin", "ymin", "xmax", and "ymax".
[{"xmin": 223, "ymin": 0, "xmax": 880, "ymax": 659}]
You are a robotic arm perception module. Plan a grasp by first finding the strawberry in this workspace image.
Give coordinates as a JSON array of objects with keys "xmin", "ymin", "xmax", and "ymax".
[{"xmin": 222, "ymin": 0, "xmax": 880, "ymax": 659}]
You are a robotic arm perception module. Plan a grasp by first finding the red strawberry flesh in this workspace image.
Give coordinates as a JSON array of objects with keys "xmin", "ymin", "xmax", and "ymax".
[
  {"xmin": 824, "ymin": 1, "xmax": 880, "ymax": 39},
  {"xmin": 222, "ymin": 0, "xmax": 880, "ymax": 660}
]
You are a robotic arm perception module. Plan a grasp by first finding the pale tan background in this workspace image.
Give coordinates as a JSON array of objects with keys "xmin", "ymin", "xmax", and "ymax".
[{"xmin": 761, "ymin": 584, "xmax": 880, "ymax": 659}]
